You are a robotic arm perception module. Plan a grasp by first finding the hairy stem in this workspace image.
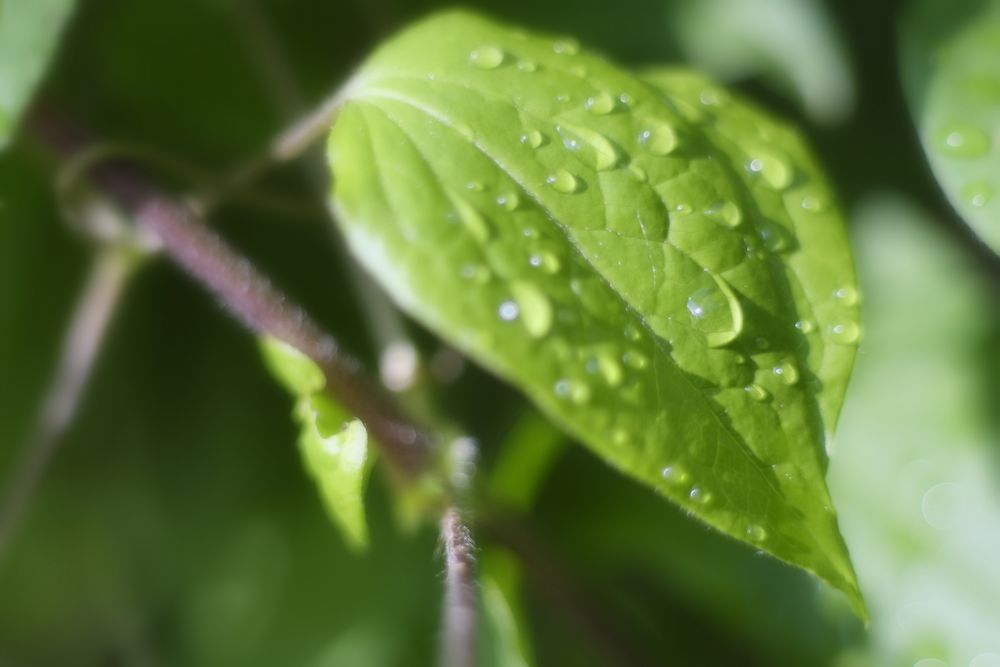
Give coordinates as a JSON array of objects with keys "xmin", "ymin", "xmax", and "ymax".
[
  {"xmin": 30, "ymin": 105, "xmax": 437, "ymax": 480},
  {"xmin": 440, "ymin": 507, "xmax": 477, "ymax": 667},
  {"xmin": 0, "ymin": 247, "xmax": 135, "ymax": 558},
  {"xmin": 136, "ymin": 196, "xmax": 435, "ymax": 478}
]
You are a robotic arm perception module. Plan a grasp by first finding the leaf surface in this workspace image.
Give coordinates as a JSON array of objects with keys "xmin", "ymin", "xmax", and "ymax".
[
  {"xmin": 260, "ymin": 337, "xmax": 369, "ymax": 550},
  {"xmin": 327, "ymin": 10, "xmax": 862, "ymax": 614},
  {"xmin": 901, "ymin": 0, "xmax": 1000, "ymax": 252},
  {"xmin": 0, "ymin": 0, "xmax": 77, "ymax": 149}
]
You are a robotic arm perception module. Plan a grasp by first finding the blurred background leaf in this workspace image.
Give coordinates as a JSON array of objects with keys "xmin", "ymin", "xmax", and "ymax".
[
  {"xmin": 0, "ymin": 0, "xmax": 77, "ymax": 150},
  {"xmin": 671, "ymin": 0, "xmax": 855, "ymax": 124},
  {"xmin": 900, "ymin": 0, "xmax": 1000, "ymax": 253}
]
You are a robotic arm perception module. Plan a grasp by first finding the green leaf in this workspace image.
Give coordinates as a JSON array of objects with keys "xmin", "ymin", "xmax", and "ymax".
[
  {"xmin": 900, "ymin": 0, "xmax": 1000, "ymax": 253},
  {"xmin": 479, "ymin": 549, "xmax": 535, "ymax": 667},
  {"xmin": 327, "ymin": 10, "xmax": 863, "ymax": 615},
  {"xmin": 0, "ymin": 0, "xmax": 77, "ymax": 150},
  {"xmin": 260, "ymin": 337, "xmax": 369, "ymax": 550}
]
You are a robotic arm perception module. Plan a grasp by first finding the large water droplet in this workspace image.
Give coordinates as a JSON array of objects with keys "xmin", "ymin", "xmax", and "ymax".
[
  {"xmin": 833, "ymin": 286, "xmax": 859, "ymax": 306},
  {"xmin": 546, "ymin": 169, "xmax": 581, "ymax": 193},
  {"xmin": 746, "ymin": 150, "xmax": 793, "ymax": 189},
  {"xmin": 961, "ymin": 180, "xmax": 995, "ymax": 208},
  {"xmin": 622, "ymin": 349, "xmax": 649, "ymax": 369},
  {"xmin": 637, "ymin": 119, "xmax": 678, "ymax": 155},
  {"xmin": 758, "ymin": 221, "xmax": 793, "ymax": 253},
  {"xmin": 554, "ymin": 378, "xmax": 590, "ymax": 404},
  {"xmin": 519, "ymin": 130, "xmax": 545, "ymax": 149},
  {"xmin": 557, "ymin": 123, "xmax": 623, "ymax": 171},
  {"xmin": 745, "ymin": 524, "xmax": 767, "ymax": 542},
  {"xmin": 795, "ymin": 319, "xmax": 815, "ymax": 334},
  {"xmin": 772, "ymin": 360, "xmax": 799, "ymax": 386},
  {"xmin": 704, "ymin": 200, "xmax": 742, "ymax": 228},
  {"xmin": 469, "ymin": 46, "xmax": 505, "ymax": 69},
  {"xmin": 830, "ymin": 321, "xmax": 860, "ymax": 345},
  {"xmin": 447, "ymin": 192, "xmax": 492, "ymax": 243},
  {"xmin": 585, "ymin": 91, "xmax": 616, "ymax": 115},
  {"xmin": 661, "ymin": 464, "xmax": 689, "ymax": 485},
  {"xmin": 511, "ymin": 282, "xmax": 552, "ymax": 338},
  {"xmin": 799, "ymin": 194, "xmax": 828, "ymax": 213},
  {"xmin": 466, "ymin": 180, "xmax": 485, "ymax": 192},
  {"xmin": 935, "ymin": 123, "xmax": 990, "ymax": 158},
  {"xmin": 498, "ymin": 300, "xmax": 520, "ymax": 321},
  {"xmin": 517, "ymin": 60, "xmax": 538, "ymax": 72},
  {"xmin": 552, "ymin": 39, "xmax": 579, "ymax": 55},
  {"xmin": 688, "ymin": 486, "xmax": 713, "ymax": 504},
  {"xmin": 528, "ymin": 252, "xmax": 561, "ymax": 274},
  {"xmin": 623, "ymin": 324, "xmax": 641, "ymax": 341},
  {"xmin": 594, "ymin": 352, "xmax": 624, "ymax": 386},
  {"xmin": 496, "ymin": 192, "xmax": 520, "ymax": 211},
  {"xmin": 744, "ymin": 384, "xmax": 769, "ymax": 402},
  {"xmin": 685, "ymin": 276, "xmax": 744, "ymax": 347}
]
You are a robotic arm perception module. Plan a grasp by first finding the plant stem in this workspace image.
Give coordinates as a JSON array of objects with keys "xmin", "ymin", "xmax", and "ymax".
[
  {"xmin": 29, "ymin": 105, "xmax": 437, "ymax": 480},
  {"xmin": 440, "ymin": 507, "xmax": 477, "ymax": 667},
  {"xmin": 0, "ymin": 247, "xmax": 135, "ymax": 558},
  {"xmin": 135, "ymin": 196, "xmax": 436, "ymax": 478}
]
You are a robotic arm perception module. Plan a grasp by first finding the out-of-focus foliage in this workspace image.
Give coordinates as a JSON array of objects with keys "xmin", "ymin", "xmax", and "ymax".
[
  {"xmin": 672, "ymin": 0, "xmax": 855, "ymax": 123},
  {"xmin": 830, "ymin": 196, "xmax": 1000, "ymax": 666},
  {"xmin": 901, "ymin": 0, "xmax": 1000, "ymax": 253},
  {"xmin": 1, "ymin": 0, "xmax": 999, "ymax": 665},
  {"xmin": 0, "ymin": 0, "xmax": 76, "ymax": 150}
]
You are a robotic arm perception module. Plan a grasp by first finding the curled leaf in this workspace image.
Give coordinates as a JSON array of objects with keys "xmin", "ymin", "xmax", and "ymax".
[{"xmin": 260, "ymin": 337, "xmax": 369, "ymax": 550}]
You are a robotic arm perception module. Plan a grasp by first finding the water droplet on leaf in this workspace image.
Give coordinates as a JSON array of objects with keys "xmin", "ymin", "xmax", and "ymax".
[
  {"xmin": 935, "ymin": 123, "xmax": 990, "ymax": 158},
  {"xmin": 688, "ymin": 486, "xmax": 713, "ymax": 504},
  {"xmin": 546, "ymin": 169, "xmax": 581, "ymax": 193},
  {"xmin": 520, "ymin": 130, "xmax": 545, "ymax": 148},
  {"xmin": 511, "ymin": 282, "xmax": 552, "ymax": 338},
  {"xmin": 585, "ymin": 91, "xmax": 616, "ymax": 115},
  {"xmin": 637, "ymin": 119, "xmax": 678, "ymax": 155},
  {"xmin": 772, "ymin": 360, "xmax": 799, "ymax": 386},
  {"xmin": 469, "ymin": 46, "xmax": 505, "ymax": 69},
  {"xmin": 552, "ymin": 39, "xmax": 579, "ymax": 55},
  {"xmin": 961, "ymin": 180, "xmax": 995, "ymax": 208},
  {"xmin": 685, "ymin": 276, "xmax": 744, "ymax": 347},
  {"xmin": 746, "ymin": 150, "xmax": 793, "ymax": 189},
  {"xmin": 498, "ymin": 300, "xmax": 520, "ymax": 321},
  {"xmin": 830, "ymin": 321, "xmax": 860, "ymax": 344},
  {"xmin": 496, "ymin": 192, "xmax": 520, "ymax": 211}
]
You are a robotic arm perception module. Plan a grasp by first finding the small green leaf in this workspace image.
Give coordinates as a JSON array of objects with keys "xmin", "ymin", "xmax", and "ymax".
[
  {"xmin": 0, "ymin": 0, "xmax": 77, "ymax": 150},
  {"xmin": 328, "ymin": 11, "xmax": 862, "ymax": 614},
  {"xmin": 260, "ymin": 337, "xmax": 369, "ymax": 550},
  {"xmin": 479, "ymin": 549, "xmax": 534, "ymax": 667},
  {"xmin": 901, "ymin": 0, "xmax": 1000, "ymax": 253}
]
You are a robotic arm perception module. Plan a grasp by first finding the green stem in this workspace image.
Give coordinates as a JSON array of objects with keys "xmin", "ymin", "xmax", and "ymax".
[{"xmin": 0, "ymin": 247, "xmax": 136, "ymax": 558}]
